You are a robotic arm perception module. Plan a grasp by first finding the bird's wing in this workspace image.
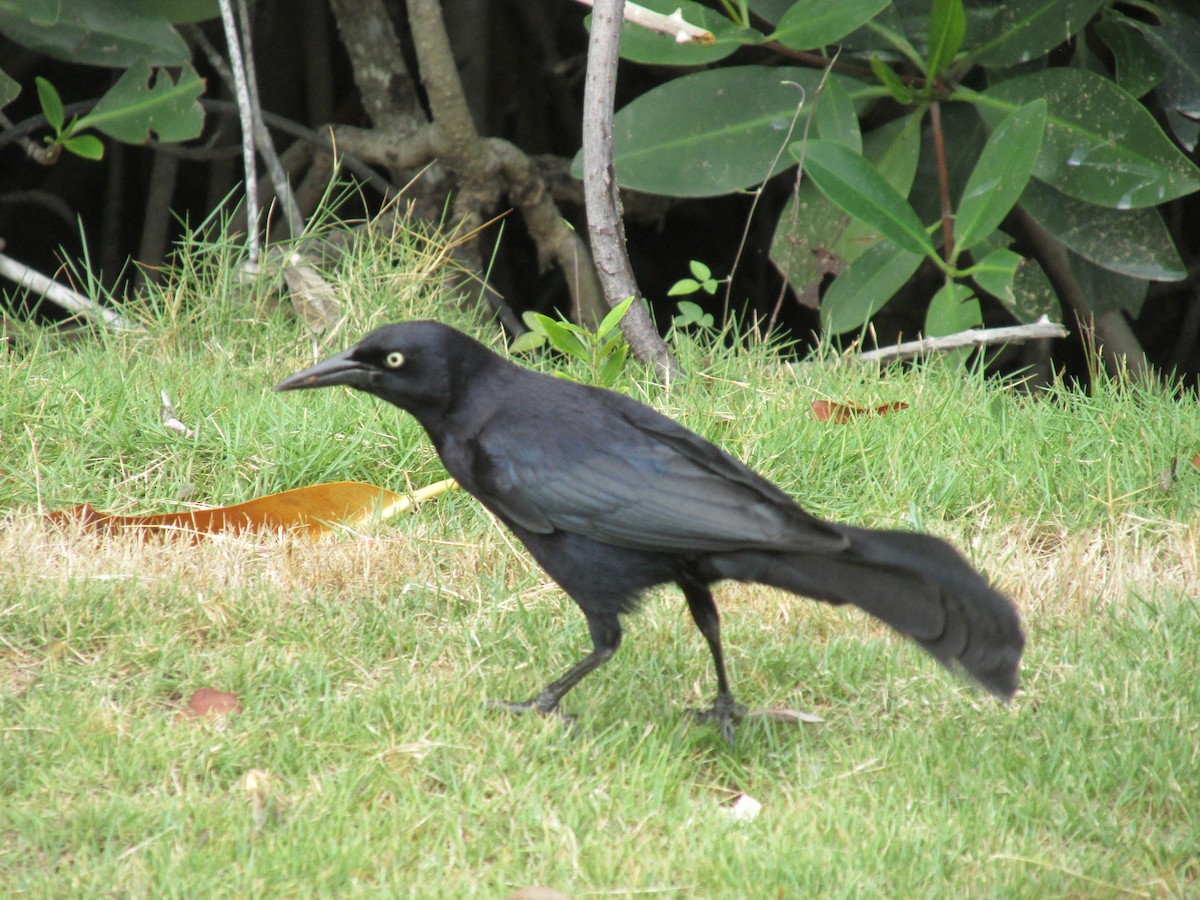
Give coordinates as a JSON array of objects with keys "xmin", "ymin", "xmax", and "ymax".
[{"xmin": 471, "ymin": 389, "xmax": 848, "ymax": 555}]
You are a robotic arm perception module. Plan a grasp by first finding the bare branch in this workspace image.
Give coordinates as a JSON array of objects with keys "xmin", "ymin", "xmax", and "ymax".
[
  {"xmin": 852, "ymin": 318, "xmax": 1069, "ymax": 364},
  {"xmin": 583, "ymin": 0, "xmax": 679, "ymax": 378},
  {"xmin": 0, "ymin": 252, "xmax": 131, "ymax": 330},
  {"xmin": 571, "ymin": 0, "xmax": 714, "ymax": 44}
]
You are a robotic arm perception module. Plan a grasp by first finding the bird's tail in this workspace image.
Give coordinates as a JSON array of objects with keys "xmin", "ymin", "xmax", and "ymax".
[{"xmin": 713, "ymin": 526, "xmax": 1024, "ymax": 698}]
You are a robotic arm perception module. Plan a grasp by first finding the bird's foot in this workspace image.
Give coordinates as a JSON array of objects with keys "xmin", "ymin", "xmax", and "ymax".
[
  {"xmin": 487, "ymin": 698, "xmax": 577, "ymax": 731},
  {"xmin": 689, "ymin": 692, "xmax": 747, "ymax": 748}
]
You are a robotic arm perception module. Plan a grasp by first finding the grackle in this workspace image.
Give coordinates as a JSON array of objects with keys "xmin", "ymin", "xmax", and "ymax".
[{"xmin": 276, "ymin": 321, "xmax": 1023, "ymax": 745}]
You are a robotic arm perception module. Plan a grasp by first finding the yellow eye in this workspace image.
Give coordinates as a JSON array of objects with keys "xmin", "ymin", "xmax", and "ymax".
[{"xmin": 385, "ymin": 351, "xmax": 405, "ymax": 369}]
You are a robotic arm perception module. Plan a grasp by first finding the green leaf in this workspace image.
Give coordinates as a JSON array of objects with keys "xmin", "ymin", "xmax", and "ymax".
[
  {"xmin": 0, "ymin": 0, "xmax": 190, "ymax": 66},
  {"xmin": 1009, "ymin": 257, "xmax": 1061, "ymax": 324},
  {"xmin": 926, "ymin": 0, "xmax": 966, "ymax": 78},
  {"xmin": 688, "ymin": 260, "xmax": 712, "ymax": 281},
  {"xmin": 869, "ymin": 56, "xmax": 915, "ymax": 104},
  {"xmin": 970, "ymin": 248, "xmax": 1023, "ymax": 304},
  {"xmin": 821, "ymin": 241, "xmax": 925, "ymax": 334},
  {"xmin": 509, "ymin": 332, "xmax": 546, "ymax": 354},
  {"xmin": 668, "ymin": 279, "xmax": 701, "ymax": 296},
  {"xmin": 954, "ymin": 99, "xmax": 1046, "ymax": 253},
  {"xmin": 596, "ymin": 295, "xmax": 636, "ymax": 340},
  {"xmin": 0, "ymin": 67, "xmax": 19, "ymax": 109},
  {"xmin": 1135, "ymin": 5, "xmax": 1200, "ymax": 152},
  {"xmin": 771, "ymin": 114, "xmax": 923, "ymax": 305},
  {"xmin": 1094, "ymin": 17, "xmax": 1164, "ymax": 99},
  {"xmin": 924, "ymin": 282, "xmax": 981, "ymax": 337},
  {"xmin": 589, "ymin": 0, "xmax": 759, "ymax": 67},
  {"xmin": 597, "ymin": 343, "xmax": 629, "ymax": 387},
  {"xmin": 1019, "ymin": 179, "xmax": 1186, "ymax": 281},
  {"xmin": 965, "ymin": 0, "xmax": 1107, "ymax": 68},
  {"xmin": 799, "ymin": 139, "xmax": 935, "ymax": 258},
  {"xmin": 978, "ymin": 68, "xmax": 1200, "ymax": 208},
  {"xmin": 75, "ymin": 60, "xmax": 205, "ymax": 143},
  {"xmin": 62, "ymin": 133, "xmax": 105, "ymax": 160},
  {"xmin": 590, "ymin": 66, "xmax": 849, "ymax": 197},
  {"xmin": 770, "ymin": 0, "xmax": 892, "ymax": 49},
  {"xmin": 812, "ymin": 75, "xmax": 861, "ymax": 152},
  {"xmin": 1067, "ymin": 251, "xmax": 1149, "ymax": 317},
  {"xmin": 533, "ymin": 316, "xmax": 589, "ymax": 360},
  {"xmin": 35, "ymin": 76, "xmax": 64, "ymax": 133}
]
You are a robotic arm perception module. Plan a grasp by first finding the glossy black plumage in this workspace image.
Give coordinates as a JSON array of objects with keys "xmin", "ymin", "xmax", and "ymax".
[{"xmin": 276, "ymin": 321, "xmax": 1024, "ymax": 744}]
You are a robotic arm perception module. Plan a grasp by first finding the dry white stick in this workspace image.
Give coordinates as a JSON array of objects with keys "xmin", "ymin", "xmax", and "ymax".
[
  {"xmin": 853, "ymin": 318, "xmax": 1068, "ymax": 364},
  {"xmin": 160, "ymin": 390, "xmax": 197, "ymax": 439},
  {"xmin": 0, "ymin": 252, "xmax": 130, "ymax": 329},
  {"xmin": 572, "ymin": 0, "xmax": 714, "ymax": 44}
]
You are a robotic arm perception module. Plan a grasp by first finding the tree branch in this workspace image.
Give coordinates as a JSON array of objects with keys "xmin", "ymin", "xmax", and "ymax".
[
  {"xmin": 852, "ymin": 318, "xmax": 1068, "ymax": 364},
  {"xmin": 582, "ymin": 0, "xmax": 678, "ymax": 378}
]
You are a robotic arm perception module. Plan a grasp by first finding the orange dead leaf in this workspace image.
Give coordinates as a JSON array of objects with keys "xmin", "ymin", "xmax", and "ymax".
[
  {"xmin": 1191, "ymin": 453, "xmax": 1200, "ymax": 470},
  {"xmin": 45, "ymin": 478, "xmax": 457, "ymax": 539},
  {"xmin": 811, "ymin": 400, "xmax": 909, "ymax": 423},
  {"xmin": 175, "ymin": 687, "xmax": 242, "ymax": 722}
]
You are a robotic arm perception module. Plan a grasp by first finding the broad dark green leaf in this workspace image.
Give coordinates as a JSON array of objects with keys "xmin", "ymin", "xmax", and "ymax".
[
  {"xmin": 0, "ymin": 0, "xmax": 189, "ymax": 66},
  {"xmin": 979, "ymin": 68, "xmax": 1200, "ymax": 208},
  {"xmin": 925, "ymin": 282, "xmax": 980, "ymax": 337},
  {"xmin": 1068, "ymin": 251, "xmax": 1150, "ymax": 318},
  {"xmin": 812, "ymin": 75, "xmax": 861, "ymax": 152},
  {"xmin": 771, "ymin": 115, "xmax": 922, "ymax": 307},
  {"xmin": 748, "ymin": 0, "xmax": 792, "ymax": 27},
  {"xmin": 0, "ymin": 67, "xmax": 19, "ymax": 109},
  {"xmin": 821, "ymin": 240, "xmax": 925, "ymax": 334},
  {"xmin": 590, "ymin": 0, "xmax": 759, "ymax": 66},
  {"xmin": 592, "ymin": 67, "xmax": 835, "ymax": 197},
  {"xmin": 971, "ymin": 248, "xmax": 1022, "ymax": 304},
  {"xmin": 125, "ymin": 0, "xmax": 219, "ymax": 24},
  {"xmin": 966, "ymin": 0, "xmax": 1107, "ymax": 68},
  {"xmin": 954, "ymin": 99, "xmax": 1046, "ymax": 253},
  {"xmin": 1136, "ymin": 4, "xmax": 1200, "ymax": 151},
  {"xmin": 76, "ymin": 61, "xmax": 204, "ymax": 143},
  {"xmin": 926, "ymin": 0, "xmax": 966, "ymax": 78},
  {"xmin": 1009, "ymin": 257, "xmax": 1061, "ymax": 324},
  {"xmin": 771, "ymin": 0, "xmax": 892, "ymax": 49},
  {"xmin": 1019, "ymin": 179, "xmax": 1185, "ymax": 281},
  {"xmin": 799, "ymin": 139, "xmax": 935, "ymax": 258},
  {"xmin": 1094, "ymin": 17, "xmax": 1164, "ymax": 99}
]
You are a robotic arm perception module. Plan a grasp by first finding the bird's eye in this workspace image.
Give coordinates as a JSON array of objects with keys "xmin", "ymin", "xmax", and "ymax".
[{"xmin": 385, "ymin": 351, "xmax": 405, "ymax": 369}]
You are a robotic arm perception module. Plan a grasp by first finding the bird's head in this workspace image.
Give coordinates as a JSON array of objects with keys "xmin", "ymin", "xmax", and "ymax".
[{"xmin": 274, "ymin": 321, "xmax": 483, "ymax": 421}]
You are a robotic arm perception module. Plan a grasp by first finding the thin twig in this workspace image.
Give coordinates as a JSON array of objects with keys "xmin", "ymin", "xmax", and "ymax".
[
  {"xmin": 571, "ymin": 0, "xmax": 714, "ymax": 43},
  {"xmin": 0, "ymin": 252, "xmax": 130, "ymax": 329},
  {"xmin": 218, "ymin": 0, "xmax": 260, "ymax": 264},
  {"xmin": 852, "ymin": 318, "xmax": 1068, "ymax": 364}
]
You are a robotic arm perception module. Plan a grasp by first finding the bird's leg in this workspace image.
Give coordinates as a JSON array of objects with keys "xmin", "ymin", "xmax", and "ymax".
[
  {"xmin": 491, "ymin": 615, "xmax": 622, "ymax": 720},
  {"xmin": 681, "ymin": 581, "xmax": 746, "ymax": 748}
]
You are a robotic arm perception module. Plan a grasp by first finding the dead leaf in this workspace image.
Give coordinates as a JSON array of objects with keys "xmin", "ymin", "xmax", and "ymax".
[
  {"xmin": 811, "ymin": 400, "xmax": 908, "ymax": 423},
  {"xmin": 283, "ymin": 257, "xmax": 341, "ymax": 335},
  {"xmin": 45, "ymin": 478, "xmax": 457, "ymax": 539},
  {"xmin": 747, "ymin": 706, "xmax": 825, "ymax": 724},
  {"xmin": 175, "ymin": 687, "xmax": 242, "ymax": 722}
]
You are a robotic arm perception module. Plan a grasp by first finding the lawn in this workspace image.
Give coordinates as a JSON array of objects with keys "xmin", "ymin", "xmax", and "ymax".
[{"xmin": 2, "ymin": 225, "xmax": 1198, "ymax": 897}]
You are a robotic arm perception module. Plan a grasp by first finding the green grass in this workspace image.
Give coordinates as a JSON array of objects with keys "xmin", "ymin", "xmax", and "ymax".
[{"xmin": 2, "ymin": 222, "xmax": 1199, "ymax": 896}]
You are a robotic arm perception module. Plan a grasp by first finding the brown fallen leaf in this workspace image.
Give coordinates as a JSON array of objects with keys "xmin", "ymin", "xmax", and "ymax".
[
  {"xmin": 45, "ymin": 478, "xmax": 457, "ymax": 539},
  {"xmin": 175, "ymin": 687, "xmax": 242, "ymax": 723},
  {"xmin": 811, "ymin": 399, "xmax": 909, "ymax": 423}
]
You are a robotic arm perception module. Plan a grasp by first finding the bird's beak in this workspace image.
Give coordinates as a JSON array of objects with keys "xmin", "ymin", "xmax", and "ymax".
[{"xmin": 274, "ymin": 348, "xmax": 367, "ymax": 392}]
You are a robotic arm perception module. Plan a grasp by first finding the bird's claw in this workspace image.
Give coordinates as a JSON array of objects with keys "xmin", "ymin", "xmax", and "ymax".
[
  {"xmin": 689, "ymin": 693, "xmax": 747, "ymax": 748},
  {"xmin": 487, "ymin": 698, "xmax": 577, "ymax": 731}
]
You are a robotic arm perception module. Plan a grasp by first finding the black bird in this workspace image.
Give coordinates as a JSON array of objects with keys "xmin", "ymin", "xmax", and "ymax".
[{"xmin": 276, "ymin": 321, "xmax": 1023, "ymax": 744}]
